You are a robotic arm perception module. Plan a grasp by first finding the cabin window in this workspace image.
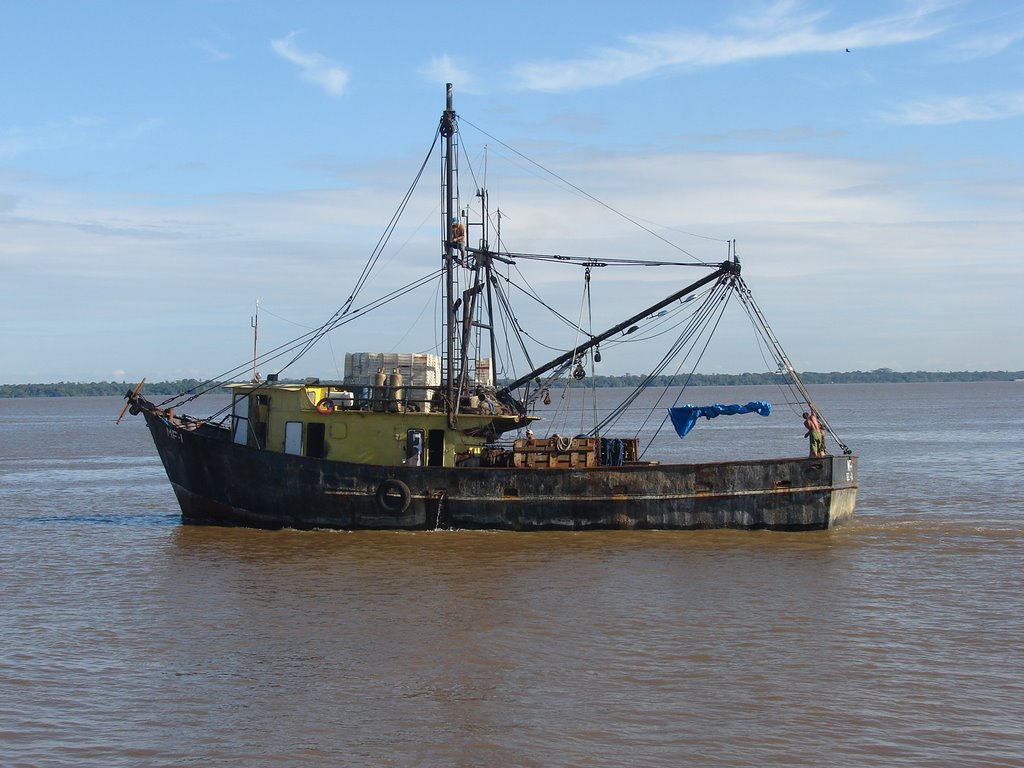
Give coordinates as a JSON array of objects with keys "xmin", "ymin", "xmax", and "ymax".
[
  {"xmin": 306, "ymin": 422, "xmax": 326, "ymax": 459},
  {"xmin": 406, "ymin": 429, "xmax": 424, "ymax": 466},
  {"xmin": 284, "ymin": 421, "xmax": 302, "ymax": 456},
  {"xmin": 232, "ymin": 395, "xmax": 248, "ymax": 445}
]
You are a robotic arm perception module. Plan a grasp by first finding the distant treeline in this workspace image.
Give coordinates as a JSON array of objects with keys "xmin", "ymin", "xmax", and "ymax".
[
  {"xmin": 2, "ymin": 369, "xmax": 1021, "ymax": 398},
  {"xmin": 0, "ymin": 379, "xmax": 209, "ymax": 399},
  {"xmin": 587, "ymin": 369, "xmax": 1024, "ymax": 387}
]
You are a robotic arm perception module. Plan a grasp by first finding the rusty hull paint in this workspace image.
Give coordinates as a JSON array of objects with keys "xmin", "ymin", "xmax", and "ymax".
[{"xmin": 143, "ymin": 409, "xmax": 857, "ymax": 532}]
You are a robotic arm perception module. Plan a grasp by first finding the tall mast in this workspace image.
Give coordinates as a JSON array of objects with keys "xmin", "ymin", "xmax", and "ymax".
[
  {"xmin": 441, "ymin": 83, "xmax": 458, "ymax": 426},
  {"xmin": 478, "ymin": 151, "xmax": 497, "ymax": 374},
  {"xmin": 479, "ymin": 187, "xmax": 499, "ymax": 379}
]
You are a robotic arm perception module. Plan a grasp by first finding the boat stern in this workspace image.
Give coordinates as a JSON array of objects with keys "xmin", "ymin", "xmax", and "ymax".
[{"xmin": 827, "ymin": 454, "xmax": 858, "ymax": 527}]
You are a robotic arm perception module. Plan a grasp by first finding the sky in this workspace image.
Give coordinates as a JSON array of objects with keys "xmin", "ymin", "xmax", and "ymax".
[{"xmin": 2, "ymin": 0, "xmax": 1023, "ymax": 385}]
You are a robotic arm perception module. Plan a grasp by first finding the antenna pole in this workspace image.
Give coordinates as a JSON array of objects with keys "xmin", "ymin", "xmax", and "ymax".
[{"xmin": 251, "ymin": 298, "xmax": 259, "ymax": 382}]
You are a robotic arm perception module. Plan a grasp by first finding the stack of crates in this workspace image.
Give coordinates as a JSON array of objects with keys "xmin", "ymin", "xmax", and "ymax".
[
  {"xmin": 343, "ymin": 352, "xmax": 441, "ymax": 412},
  {"xmin": 512, "ymin": 436, "xmax": 597, "ymax": 468}
]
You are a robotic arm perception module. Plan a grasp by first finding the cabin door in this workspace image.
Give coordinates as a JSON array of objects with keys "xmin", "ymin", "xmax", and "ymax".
[
  {"xmin": 232, "ymin": 394, "xmax": 270, "ymax": 448},
  {"xmin": 427, "ymin": 429, "xmax": 445, "ymax": 467},
  {"xmin": 306, "ymin": 423, "xmax": 326, "ymax": 458},
  {"xmin": 284, "ymin": 422, "xmax": 302, "ymax": 455},
  {"xmin": 249, "ymin": 395, "xmax": 269, "ymax": 448}
]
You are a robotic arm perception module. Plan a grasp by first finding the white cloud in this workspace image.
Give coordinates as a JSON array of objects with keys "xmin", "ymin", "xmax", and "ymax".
[
  {"xmin": 0, "ymin": 129, "xmax": 33, "ymax": 159},
  {"xmin": 192, "ymin": 39, "xmax": 231, "ymax": 62},
  {"xmin": 3, "ymin": 135, "xmax": 1022, "ymax": 381},
  {"xmin": 420, "ymin": 54, "xmax": 475, "ymax": 91},
  {"xmin": 511, "ymin": 0, "xmax": 946, "ymax": 92},
  {"xmin": 880, "ymin": 91, "xmax": 1024, "ymax": 125},
  {"xmin": 0, "ymin": 116, "xmax": 110, "ymax": 158},
  {"xmin": 271, "ymin": 32, "xmax": 349, "ymax": 96},
  {"xmin": 950, "ymin": 26, "xmax": 1024, "ymax": 60}
]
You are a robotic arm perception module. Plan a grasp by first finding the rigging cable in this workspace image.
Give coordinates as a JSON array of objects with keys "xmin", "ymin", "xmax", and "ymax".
[
  {"xmin": 740, "ymin": 299, "xmax": 808, "ymax": 421},
  {"xmin": 288, "ymin": 127, "xmax": 442, "ymax": 369},
  {"xmin": 155, "ymin": 130, "xmax": 445, "ymax": 412},
  {"xmin": 459, "ymin": 117, "xmax": 725, "ymax": 262},
  {"xmin": 526, "ymin": 267, "xmax": 597, "ymax": 435},
  {"xmin": 155, "ymin": 268, "xmax": 443, "ymax": 413},
  {"xmin": 596, "ymin": 278, "xmax": 732, "ymax": 440},
  {"xmin": 586, "ymin": 267, "xmax": 599, "ymax": 437},
  {"xmin": 636, "ymin": 285, "xmax": 735, "ymax": 460},
  {"xmin": 732, "ymin": 275, "xmax": 851, "ymax": 454}
]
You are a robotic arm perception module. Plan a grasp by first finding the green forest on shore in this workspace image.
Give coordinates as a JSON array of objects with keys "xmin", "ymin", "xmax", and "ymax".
[{"xmin": 2, "ymin": 369, "xmax": 1021, "ymax": 398}]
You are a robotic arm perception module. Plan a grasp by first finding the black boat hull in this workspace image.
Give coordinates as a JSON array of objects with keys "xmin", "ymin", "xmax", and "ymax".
[{"xmin": 144, "ymin": 409, "xmax": 857, "ymax": 532}]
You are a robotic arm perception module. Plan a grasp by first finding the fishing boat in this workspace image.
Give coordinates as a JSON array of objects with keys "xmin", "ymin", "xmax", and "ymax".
[{"xmin": 122, "ymin": 84, "xmax": 857, "ymax": 531}]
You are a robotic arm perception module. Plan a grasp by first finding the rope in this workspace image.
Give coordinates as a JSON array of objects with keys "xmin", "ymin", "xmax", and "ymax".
[
  {"xmin": 458, "ymin": 117, "xmax": 725, "ymax": 261},
  {"xmin": 731, "ymin": 275, "xmax": 850, "ymax": 454},
  {"xmin": 156, "ymin": 268, "xmax": 443, "ymax": 412},
  {"xmin": 595, "ymin": 277, "xmax": 732, "ymax": 440},
  {"xmin": 155, "ymin": 130, "xmax": 443, "ymax": 410}
]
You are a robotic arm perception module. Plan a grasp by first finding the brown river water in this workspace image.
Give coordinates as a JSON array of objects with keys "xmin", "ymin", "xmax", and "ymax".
[{"xmin": 1, "ymin": 383, "xmax": 1022, "ymax": 767}]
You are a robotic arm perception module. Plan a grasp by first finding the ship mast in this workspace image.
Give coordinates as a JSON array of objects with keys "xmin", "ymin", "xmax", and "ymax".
[{"xmin": 441, "ymin": 83, "xmax": 458, "ymax": 427}]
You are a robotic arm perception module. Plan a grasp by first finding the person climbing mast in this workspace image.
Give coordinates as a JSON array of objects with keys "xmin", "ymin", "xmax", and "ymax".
[{"xmin": 450, "ymin": 215, "xmax": 467, "ymax": 262}]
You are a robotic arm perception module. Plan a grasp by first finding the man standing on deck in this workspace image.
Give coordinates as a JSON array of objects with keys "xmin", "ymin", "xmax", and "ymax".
[{"xmin": 803, "ymin": 411, "xmax": 826, "ymax": 457}]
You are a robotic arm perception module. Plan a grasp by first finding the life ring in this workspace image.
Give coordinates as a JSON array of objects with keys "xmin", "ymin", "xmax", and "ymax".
[
  {"xmin": 375, "ymin": 479, "xmax": 412, "ymax": 514},
  {"xmin": 316, "ymin": 398, "xmax": 335, "ymax": 414}
]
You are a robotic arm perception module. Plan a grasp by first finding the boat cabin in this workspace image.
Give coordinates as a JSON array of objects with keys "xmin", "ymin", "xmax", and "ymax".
[{"xmin": 225, "ymin": 377, "xmax": 529, "ymax": 468}]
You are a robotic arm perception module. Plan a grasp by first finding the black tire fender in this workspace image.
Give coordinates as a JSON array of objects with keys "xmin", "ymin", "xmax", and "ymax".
[{"xmin": 375, "ymin": 478, "xmax": 412, "ymax": 514}]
